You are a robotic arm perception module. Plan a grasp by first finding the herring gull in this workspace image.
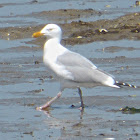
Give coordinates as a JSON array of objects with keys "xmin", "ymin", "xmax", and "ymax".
[{"xmin": 32, "ymin": 24, "xmax": 137, "ymax": 110}]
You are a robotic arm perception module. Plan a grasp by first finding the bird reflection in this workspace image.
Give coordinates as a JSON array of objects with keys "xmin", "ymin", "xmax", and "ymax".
[{"xmin": 41, "ymin": 105, "xmax": 85, "ymax": 120}]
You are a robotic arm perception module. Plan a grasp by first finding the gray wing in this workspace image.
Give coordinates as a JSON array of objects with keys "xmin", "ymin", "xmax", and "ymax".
[
  {"xmin": 57, "ymin": 51, "xmax": 113, "ymax": 83},
  {"xmin": 57, "ymin": 51, "xmax": 97, "ymax": 69}
]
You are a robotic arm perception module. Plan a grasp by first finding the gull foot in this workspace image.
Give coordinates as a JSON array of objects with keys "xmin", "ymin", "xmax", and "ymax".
[
  {"xmin": 78, "ymin": 106, "xmax": 84, "ymax": 111},
  {"xmin": 36, "ymin": 106, "xmax": 43, "ymax": 111},
  {"xmin": 78, "ymin": 104, "xmax": 88, "ymax": 110},
  {"xmin": 36, "ymin": 106, "xmax": 50, "ymax": 111}
]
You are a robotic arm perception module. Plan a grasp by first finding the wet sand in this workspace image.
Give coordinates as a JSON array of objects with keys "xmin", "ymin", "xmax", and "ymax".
[
  {"xmin": 0, "ymin": 11, "xmax": 140, "ymax": 44},
  {"xmin": 0, "ymin": 1, "xmax": 140, "ymax": 140}
]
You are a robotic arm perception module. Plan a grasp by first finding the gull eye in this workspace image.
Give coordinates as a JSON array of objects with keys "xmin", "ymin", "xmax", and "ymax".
[{"xmin": 48, "ymin": 28, "xmax": 53, "ymax": 31}]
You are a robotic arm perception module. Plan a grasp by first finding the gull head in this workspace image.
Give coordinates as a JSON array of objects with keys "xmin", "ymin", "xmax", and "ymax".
[{"xmin": 32, "ymin": 24, "xmax": 62, "ymax": 40}]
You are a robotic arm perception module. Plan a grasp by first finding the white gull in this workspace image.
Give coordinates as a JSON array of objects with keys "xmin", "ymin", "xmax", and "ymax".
[{"xmin": 32, "ymin": 24, "xmax": 137, "ymax": 110}]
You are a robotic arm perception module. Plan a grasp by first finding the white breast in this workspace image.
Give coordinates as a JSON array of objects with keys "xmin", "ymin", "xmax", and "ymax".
[{"xmin": 43, "ymin": 39, "xmax": 73, "ymax": 80}]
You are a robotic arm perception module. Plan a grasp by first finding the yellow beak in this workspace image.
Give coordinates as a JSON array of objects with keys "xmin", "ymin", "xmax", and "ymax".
[{"xmin": 32, "ymin": 31, "xmax": 44, "ymax": 38}]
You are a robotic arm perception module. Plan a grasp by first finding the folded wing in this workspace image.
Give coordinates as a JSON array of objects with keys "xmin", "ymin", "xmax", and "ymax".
[{"xmin": 57, "ymin": 51, "xmax": 115, "ymax": 86}]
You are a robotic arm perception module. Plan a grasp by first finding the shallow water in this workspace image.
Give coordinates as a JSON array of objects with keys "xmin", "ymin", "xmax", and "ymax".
[
  {"xmin": 0, "ymin": 0, "xmax": 139, "ymax": 27},
  {"xmin": 0, "ymin": 0, "xmax": 140, "ymax": 140}
]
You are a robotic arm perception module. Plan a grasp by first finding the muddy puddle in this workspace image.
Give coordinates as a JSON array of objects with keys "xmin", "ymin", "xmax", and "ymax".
[{"xmin": 0, "ymin": 0, "xmax": 140, "ymax": 140}]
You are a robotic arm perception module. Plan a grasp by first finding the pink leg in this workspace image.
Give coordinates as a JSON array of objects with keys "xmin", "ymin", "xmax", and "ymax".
[{"xmin": 36, "ymin": 91, "xmax": 62, "ymax": 110}]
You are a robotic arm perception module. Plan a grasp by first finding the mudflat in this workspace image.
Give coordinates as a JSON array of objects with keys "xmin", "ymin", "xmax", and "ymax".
[{"xmin": 0, "ymin": 1, "xmax": 140, "ymax": 140}]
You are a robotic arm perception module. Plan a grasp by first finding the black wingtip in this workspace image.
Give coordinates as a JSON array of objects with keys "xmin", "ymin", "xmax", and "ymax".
[{"xmin": 115, "ymin": 81, "xmax": 137, "ymax": 88}]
